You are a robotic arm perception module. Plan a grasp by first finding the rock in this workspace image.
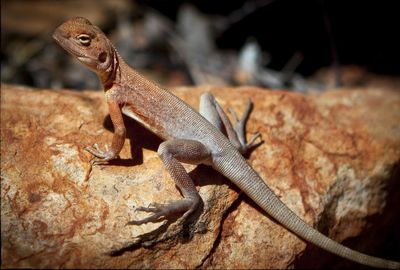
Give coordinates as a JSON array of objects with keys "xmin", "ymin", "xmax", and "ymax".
[
  {"xmin": 309, "ymin": 65, "xmax": 400, "ymax": 91},
  {"xmin": 1, "ymin": 83, "xmax": 399, "ymax": 268}
]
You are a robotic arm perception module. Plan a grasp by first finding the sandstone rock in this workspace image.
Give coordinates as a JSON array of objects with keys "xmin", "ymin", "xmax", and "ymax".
[{"xmin": 1, "ymin": 83, "xmax": 399, "ymax": 268}]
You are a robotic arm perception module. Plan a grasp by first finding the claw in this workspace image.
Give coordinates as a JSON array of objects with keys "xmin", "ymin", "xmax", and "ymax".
[
  {"xmin": 91, "ymin": 158, "xmax": 110, "ymax": 166},
  {"xmin": 246, "ymin": 132, "xmax": 262, "ymax": 148},
  {"xmin": 127, "ymin": 199, "xmax": 196, "ymax": 226},
  {"xmin": 127, "ymin": 204, "xmax": 167, "ymax": 225},
  {"xmin": 84, "ymin": 145, "xmax": 95, "ymax": 154},
  {"xmin": 135, "ymin": 205, "xmax": 160, "ymax": 213},
  {"xmin": 84, "ymin": 143, "xmax": 117, "ymax": 165},
  {"xmin": 94, "ymin": 143, "xmax": 101, "ymax": 152},
  {"xmin": 126, "ymin": 212, "xmax": 164, "ymax": 225}
]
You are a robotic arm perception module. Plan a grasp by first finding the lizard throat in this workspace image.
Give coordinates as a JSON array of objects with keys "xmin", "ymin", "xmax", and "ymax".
[{"xmin": 101, "ymin": 48, "xmax": 121, "ymax": 90}]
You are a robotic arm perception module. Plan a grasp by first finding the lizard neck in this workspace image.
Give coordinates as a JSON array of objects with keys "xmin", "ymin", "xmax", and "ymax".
[{"xmin": 99, "ymin": 45, "xmax": 123, "ymax": 91}]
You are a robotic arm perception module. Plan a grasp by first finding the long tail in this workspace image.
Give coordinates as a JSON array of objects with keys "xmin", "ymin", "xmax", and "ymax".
[{"xmin": 215, "ymin": 151, "xmax": 400, "ymax": 269}]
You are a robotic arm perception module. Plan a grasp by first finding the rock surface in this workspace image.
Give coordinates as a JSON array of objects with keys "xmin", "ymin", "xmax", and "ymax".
[{"xmin": 1, "ymin": 83, "xmax": 399, "ymax": 268}]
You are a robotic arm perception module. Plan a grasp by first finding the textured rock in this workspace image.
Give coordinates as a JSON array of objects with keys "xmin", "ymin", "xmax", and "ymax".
[{"xmin": 1, "ymin": 83, "xmax": 399, "ymax": 268}]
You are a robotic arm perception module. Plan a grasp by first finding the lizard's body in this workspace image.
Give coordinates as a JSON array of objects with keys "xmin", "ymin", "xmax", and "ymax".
[
  {"xmin": 111, "ymin": 65, "xmax": 222, "ymax": 147},
  {"xmin": 53, "ymin": 17, "xmax": 400, "ymax": 269}
]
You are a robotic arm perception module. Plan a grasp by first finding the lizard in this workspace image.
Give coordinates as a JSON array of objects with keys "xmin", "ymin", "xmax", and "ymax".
[{"xmin": 53, "ymin": 17, "xmax": 400, "ymax": 269}]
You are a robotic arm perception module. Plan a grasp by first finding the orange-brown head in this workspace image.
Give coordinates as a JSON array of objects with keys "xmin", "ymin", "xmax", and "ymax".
[{"xmin": 53, "ymin": 17, "xmax": 116, "ymax": 77}]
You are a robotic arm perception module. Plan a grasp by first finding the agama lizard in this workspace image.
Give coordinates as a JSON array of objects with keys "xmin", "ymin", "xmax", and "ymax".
[{"xmin": 53, "ymin": 17, "xmax": 400, "ymax": 269}]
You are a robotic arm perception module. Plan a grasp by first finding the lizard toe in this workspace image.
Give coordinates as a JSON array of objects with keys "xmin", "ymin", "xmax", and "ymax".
[{"xmin": 127, "ymin": 199, "xmax": 198, "ymax": 226}]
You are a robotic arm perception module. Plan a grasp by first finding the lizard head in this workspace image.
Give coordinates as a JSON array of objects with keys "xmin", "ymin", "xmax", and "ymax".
[{"xmin": 53, "ymin": 17, "xmax": 116, "ymax": 76}]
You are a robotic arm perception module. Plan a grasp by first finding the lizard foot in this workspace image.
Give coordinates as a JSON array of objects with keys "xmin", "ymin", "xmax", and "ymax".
[
  {"xmin": 126, "ymin": 198, "xmax": 199, "ymax": 226},
  {"xmin": 85, "ymin": 143, "xmax": 118, "ymax": 165},
  {"xmin": 229, "ymin": 99, "xmax": 263, "ymax": 153}
]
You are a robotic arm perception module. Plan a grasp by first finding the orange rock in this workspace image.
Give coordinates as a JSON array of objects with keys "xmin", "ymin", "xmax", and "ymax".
[{"xmin": 1, "ymin": 84, "xmax": 399, "ymax": 268}]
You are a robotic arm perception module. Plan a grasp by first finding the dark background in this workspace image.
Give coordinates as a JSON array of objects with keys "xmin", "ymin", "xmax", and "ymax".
[
  {"xmin": 1, "ymin": 0, "xmax": 399, "ymax": 90},
  {"xmin": 141, "ymin": 0, "xmax": 400, "ymax": 75}
]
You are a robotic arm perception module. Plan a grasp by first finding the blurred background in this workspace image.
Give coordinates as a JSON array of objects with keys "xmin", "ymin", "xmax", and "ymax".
[{"xmin": 1, "ymin": 0, "xmax": 399, "ymax": 91}]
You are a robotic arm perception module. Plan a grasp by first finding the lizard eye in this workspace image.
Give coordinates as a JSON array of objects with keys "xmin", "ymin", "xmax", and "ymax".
[{"xmin": 77, "ymin": 34, "xmax": 91, "ymax": 46}]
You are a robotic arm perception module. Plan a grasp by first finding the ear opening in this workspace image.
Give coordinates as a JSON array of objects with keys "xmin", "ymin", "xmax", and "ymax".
[{"xmin": 98, "ymin": 52, "xmax": 107, "ymax": 63}]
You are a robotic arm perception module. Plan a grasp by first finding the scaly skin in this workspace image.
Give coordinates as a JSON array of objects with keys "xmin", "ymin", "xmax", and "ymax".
[{"xmin": 53, "ymin": 17, "xmax": 400, "ymax": 269}]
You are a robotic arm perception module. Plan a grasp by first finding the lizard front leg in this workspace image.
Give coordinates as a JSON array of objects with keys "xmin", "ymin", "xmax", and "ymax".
[
  {"xmin": 127, "ymin": 139, "xmax": 211, "ymax": 225},
  {"xmin": 85, "ymin": 100, "xmax": 126, "ymax": 165}
]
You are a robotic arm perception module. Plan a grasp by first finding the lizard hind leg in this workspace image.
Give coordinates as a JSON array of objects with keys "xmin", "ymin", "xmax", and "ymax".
[
  {"xmin": 127, "ymin": 139, "xmax": 211, "ymax": 225},
  {"xmin": 199, "ymin": 92, "xmax": 261, "ymax": 154}
]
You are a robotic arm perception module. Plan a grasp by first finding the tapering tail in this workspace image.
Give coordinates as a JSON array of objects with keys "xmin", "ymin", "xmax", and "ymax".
[{"xmin": 215, "ymin": 151, "xmax": 400, "ymax": 269}]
